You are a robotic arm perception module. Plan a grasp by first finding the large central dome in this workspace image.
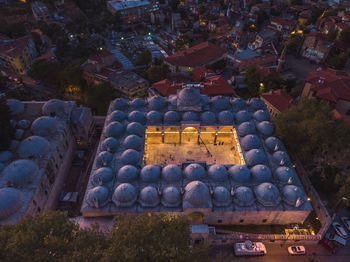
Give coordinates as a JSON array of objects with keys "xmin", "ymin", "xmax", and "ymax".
[{"xmin": 178, "ymin": 88, "xmax": 201, "ymax": 106}]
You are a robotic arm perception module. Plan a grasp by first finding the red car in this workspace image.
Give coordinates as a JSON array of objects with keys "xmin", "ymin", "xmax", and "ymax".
[{"xmin": 319, "ymin": 238, "xmax": 336, "ymax": 254}]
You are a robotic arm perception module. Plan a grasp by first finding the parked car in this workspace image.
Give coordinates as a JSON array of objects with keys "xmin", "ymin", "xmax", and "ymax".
[
  {"xmin": 288, "ymin": 246, "xmax": 306, "ymax": 255},
  {"xmin": 332, "ymin": 222, "xmax": 348, "ymax": 238},
  {"xmin": 326, "ymin": 233, "xmax": 347, "ymax": 247},
  {"xmin": 319, "ymin": 238, "xmax": 336, "ymax": 254},
  {"xmin": 340, "ymin": 217, "xmax": 350, "ymax": 231},
  {"xmin": 234, "ymin": 240, "xmax": 266, "ymax": 256}
]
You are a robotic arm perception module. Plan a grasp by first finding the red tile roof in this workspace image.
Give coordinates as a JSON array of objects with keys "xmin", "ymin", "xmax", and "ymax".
[
  {"xmin": 202, "ymin": 75, "xmax": 235, "ymax": 95},
  {"xmin": 191, "ymin": 67, "xmax": 215, "ymax": 82},
  {"xmin": 152, "ymin": 79, "xmax": 178, "ymax": 96},
  {"xmin": 0, "ymin": 36, "xmax": 31, "ymax": 58},
  {"xmin": 332, "ymin": 109, "xmax": 350, "ymax": 126},
  {"xmin": 261, "ymin": 89, "xmax": 296, "ymax": 112}
]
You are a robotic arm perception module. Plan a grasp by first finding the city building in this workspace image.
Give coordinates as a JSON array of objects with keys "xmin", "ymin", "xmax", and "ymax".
[
  {"xmin": 107, "ymin": 0, "xmax": 151, "ymax": 23},
  {"xmin": 260, "ymin": 89, "xmax": 296, "ymax": 117},
  {"xmin": 301, "ymin": 32, "xmax": 333, "ymax": 63},
  {"xmin": 30, "ymin": 1, "xmax": 51, "ymax": 23},
  {"xmin": 248, "ymin": 29, "xmax": 278, "ymax": 50}
]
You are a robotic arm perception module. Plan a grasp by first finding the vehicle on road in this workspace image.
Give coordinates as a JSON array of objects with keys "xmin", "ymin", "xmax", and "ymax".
[
  {"xmin": 326, "ymin": 232, "xmax": 347, "ymax": 247},
  {"xmin": 287, "ymin": 246, "xmax": 306, "ymax": 255},
  {"xmin": 319, "ymin": 238, "xmax": 336, "ymax": 254},
  {"xmin": 234, "ymin": 240, "xmax": 266, "ymax": 256},
  {"xmin": 332, "ymin": 221, "xmax": 348, "ymax": 238},
  {"xmin": 340, "ymin": 217, "xmax": 350, "ymax": 231}
]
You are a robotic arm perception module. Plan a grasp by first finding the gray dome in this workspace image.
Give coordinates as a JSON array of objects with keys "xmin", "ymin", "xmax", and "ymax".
[
  {"xmin": 113, "ymin": 183, "xmax": 137, "ymax": 207},
  {"xmin": 184, "ymin": 181, "xmax": 211, "ymax": 207},
  {"xmin": 117, "ymin": 165, "xmax": 139, "ymax": 183},
  {"xmin": 126, "ymin": 122, "xmax": 144, "ymax": 136},
  {"xmin": 235, "ymin": 110, "xmax": 251, "ymax": 123},
  {"xmin": 211, "ymin": 96, "xmax": 230, "ymax": 111},
  {"xmin": 108, "ymin": 110, "xmax": 126, "ymax": 122},
  {"xmin": 200, "ymin": 111, "xmax": 217, "ymax": 125},
  {"xmin": 265, "ymin": 136, "xmax": 283, "ymax": 151},
  {"xmin": 161, "ymin": 186, "xmax": 181, "ymax": 207},
  {"xmin": 123, "ymin": 135, "xmax": 142, "ymax": 150},
  {"xmin": 2, "ymin": 159, "xmax": 38, "ymax": 187},
  {"xmin": 182, "ymin": 112, "xmax": 199, "ymax": 122},
  {"xmin": 128, "ymin": 111, "xmax": 145, "ymax": 124},
  {"xmin": 130, "ymin": 98, "xmax": 145, "ymax": 109},
  {"xmin": 17, "ymin": 119, "xmax": 31, "ymax": 129},
  {"xmin": 245, "ymin": 149, "xmax": 267, "ymax": 167},
  {"xmin": 253, "ymin": 110, "xmax": 270, "ymax": 122},
  {"xmin": 257, "ymin": 121, "xmax": 274, "ymax": 136},
  {"xmin": 96, "ymin": 151, "xmax": 113, "ymax": 167},
  {"xmin": 248, "ymin": 98, "xmax": 266, "ymax": 111},
  {"xmin": 178, "ymin": 88, "xmax": 201, "ymax": 106},
  {"xmin": 275, "ymin": 166, "xmax": 296, "ymax": 184},
  {"xmin": 0, "ymin": 151, "xmax": 12, "ymax": 163},
  {"xmin": 164, "ymin": 111, "xmax": 180, "ymax": 124},
  {"xmin": 15, "ymin": 129, "xmax": 24, "ymax": 140},
  {"xmin": 111, "ymin": 98, "xmax": 128, "ymax": 111},
  {"xmin": 31, "ymin": 116, "xmax": 59, "ymax": 137},
  {"xmin": 18, "ymin": 136, "xmax": 50, "ymax": 159},
  {"xmin": 228, "ymin": 165, "xmax": 250, "ymax": 183},
  {"xmin": 282, "ymin": 185, "xmax": 305, "ymax": 207},
  {"xmin": 146, "ymin": 111, "xmax": 162, "ymax": 124},
  {"xmin": 212, "ymin": 186, "xmax": 231, "ymax": 207},
  {"xmin": 105, "ymin": 121, "xmax": 124, "ymax": 138},
  {"xmin": 233, "ymin": 186, "xmax": 255, "ymax": 207},
  {"xmin": 162, "ymin": 164, "xmax": 182, "ymax": 183},
  {"xmin": 237, "ymin": 121, "xmax": 256, "ymax": 136},
  {"xmin": 251, "ymin": 164, "xmax": 272, "ymax": 183},
  {"xmin": 86, "ymin": 186, "xmax": 109, "ymax": 208},
  {"xmin": 7, "ymin": 99, "xmax": 24, "ymax": 115},
  {"xmin": 139, "ymin": 186, "xmax": 160, "ymax": 207},
  {"xmin": 208, "ymin": 165, "xmax": 228, "ymax": 182},
  {"xmin": 255, "ymin": 183, "xmax": 281, "ymax": 206},
  {"xmin": 273, "ymin": 151, "xmax": 291, "ymax": 166},
  {"xmin": 218, "ymin": 111, "xmax": 234, "ymax": 125},
  {"xmin": 184, "ymin": 163, "xmax": 205, "ymax": 181},
  {"xmin": 231, "ymin": 98, "xmax": 246, "ymax": 111},
  {"xmin": 92, "ymin": 167, "xmax": 114, "ymax": 186},
  {"xmin": 140, "ymin": 165, "xmax": 161, "ymax": 183},
  {"xmin": 149, "ymin": 96, "xmax": 167, "ymax": 111},
  {"xmin": 241, "ymin": 135, "xmax": 262, "ymax": 151},
  {"xmin": 42, "ymin": 99, "xmax": 68, "ymax": 118},
  {"xmin": 9, "ymin": 140, "xmax": 19, "ymax": 151},
  {"xmin": 0, "ymin": 187, "xmax": 23, "ymax": 220},
  {"xmin": 121, "ymin": 149, "xmax": 140, "ymax": 165},
  {"xmin": 101, "ymin": 137, "xmax": 119, "ymax": 153}
]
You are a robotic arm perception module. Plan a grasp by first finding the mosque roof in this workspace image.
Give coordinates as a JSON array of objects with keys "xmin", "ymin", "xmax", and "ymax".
[
  {"xmin": 86, "ymin": 186, "xmax": 110, "ymax": 208},
  {"xmin": 212, "ymin": 186, "xmax": 231, "ymax": 207},
  {"xmin": 130, "ymin": 98, "xmax": 146, "ymax": 109},
  {"xmin": 120, "ymin": 149, "xmax": 140, "ymax": 165},
  {"xmin": 126, "ymin": 122, "xmax": 144, "ymax": 136},
  {"xmin": 241, "ymin": 134, "xmax": 261, "ymax": 151},
  {"xmin": 101, "ymin": 137, "xmax": 119, "ymax": 153},
  {"xmin": 164, "ymin": 111, "xmax": 180, "ymax": 124},
  {"xmin": 6, "ymin": 99, "xmax": 24, "ymax": 115},
  {"xmin": 233, "ymin": 186, "xmax": 255, "ymax": 207},
  {"xmin": 92, "ymin": 167, "xmax": 114, "ymax": 186},
  {"xmin": 251, "ymin": 164, "xmax": 272, "ymax": 183},
  {"xmin": 128, "ymin": 111, "xmax": 145, "ymax": 124},
  {"xmin": 200, "ymin": 111, "xmax": 217, "ymax": 125},
  {"xmin": 211, "ymin": 96, "xmax": 230, "ymax": 111},
  {"xmin": 208, "ymin": 165, "xmax": 228, "ymax": 182},
  {"xmin": 231, "ymin": 98, "xmax": 246, "ymax": 112},
  {"xmin": 255, "ymin": 183, "xmax": 281, "ymax": 206},
  {"xmin": 42, "ymin": 99, "xmax": 70, "ymax": 119},
  {"xmin": 228, "ymin": 165, "xmax": 250, "ymax": 183},
  {"xmin": 111, "ymin": 98, "xmax": 129, "ymax": 111},
  {"xmin": 184, "ymin": 181, "xmax": 211, "ymax": 208},
  {"xmin": 282, "ymin": 185, "xmax": 305, "ymax": 207},
  {"xmin": 139, "ymin": 186, "xmax": 160, "ymax": 207},
  {"xmin": 235, "ymin": 110, "xmax": 251, "ymax": 123},
  {"xmin": 105, "ymin": 121, "xmax": 124, "ymax": 138},
  {"xmin": 178, "ymin": 88, "xmax": 201, "ymax": 106},
  {"xmin": 108, "ymin": 110, "xmax": 126, "ymax": 123},
  {"xmin": 265, "ymin": 136, "xmax": 283, "ymax": 151},
  {"xmin": 2, "ymin": 159, "xmax": 38, "ymax": 187},
  {"xmin": 275, "ymin": 166, "xmax": 296, "ymax": 184},
  {"xmin": 117, "ymin": 165, "xmax": 139, "ymax": 183},
  {"xmin": 96, "ymin": 151, "xmax": 113, "ymax": 167},
  {"xmin": 113, "ymin": 183, "xmax": 137, "ymax": 207},
  {"xmin": 257, "ymin": 121, "xmax": 274, "ymax": 136},
  {"xmin": 237, "ymin": 121, "xmax": 256, "ymax": 136},
  {"xmin": 17, "ymin": 136, "xmax": 50, "ymax": 159},
  {"xmin": 149, "ymin": 96, "xmax": 167, "ymax": 111},
  {"xmin": 161, "ymin": 164, "xmax": 182, "ymax": 183},
  {"xmin": 184, "ymin": 163, "xmax": 205, "ymax": 181},
  {"xmin": 218, "ymin": 110, "xmax": 234, "ymax": 125},
  {"xmin": 245, "ymin": 149, "xmax": 267, "ymax": 166},
  {"xmin": 273, "ymin": 151, "xmax": 291, "ymax": 166},
  {"xmin": 31, "ymin": 116, "xmax": 59, "ymax": 137},
  {"xmin": 253, "ymin": 109, "xmax": 270, "ymax": 122},
  {"xmin": 161, "ymin": 186, "xmax": 181, "ymax": 207},
  {"xmin": 182, "ymin": 111, "xmax": 199, "ymax": 122},
  {"xmin": 140, "ymin": 165, "xmax": 161, "ymax": 183},
  {"xmin": 146, "ymin": 111, "xmax": 163, "ymax": 124},
  {"xmin": 122, "ymin": 135, "xmax": 142, "ymax": 150},
  {"xmin": 0, "ymin": 187, "xmax": 23, "ymax": 220}
]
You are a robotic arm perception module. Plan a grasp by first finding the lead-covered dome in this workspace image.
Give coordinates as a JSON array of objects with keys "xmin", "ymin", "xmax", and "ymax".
[
  {"xmin": 257, "ymin": 121, "xmax": 274, "ymax": 136},
  {"xmin": 18, "ymin": 136, "xmax": 50, "ymax": 159},
  {"xmin": 128, "ymin": 111, "xmax": 145, "ymax": 124},
  {"xmin": 184, "ymin": 181, "xmax": 211, "ymax": 208},
  {"xmin": 105, "ymin": 121, "xmax": 124, "ymax": 138},
  {"xmin": 275, "ymin": 166, "xmax": 296, "ymax": 184},
  {"xmin": 200, "ymin": 111, "xmax": 216, "ymax": 125},
  {"xmin": 212, "ymin": 186, "xmax": 231, "ymax": 207},
  {"xmin": 218, "ymin": 111, "xmax": 234, "ymax": 125},
  {"xmin": 229, "ymin": 165, "xmax": 250, "ymax": 183},
  {"xmin": 245, "ymin": 149, "xmax": 267, "ymax": 166},
  {"xmin": 123, "ymin": 135, "xmax": 142, "ymax": 150},
  {"xmin": 96, "ymin": 151, "xmax": 113, "ymax": 167},
  {"xmin": 161, "ymin": 186, "xmax": 181, "ymax": 207},
  {"xmin": 130, "ymin": 98, "xmax": 145, "ymax": 109},
  {"xmin": 241, "ymin": 134, "xmax": 261, "ymax": 151},
  {"xmin": 164, "ymin": 111, "xmax": 180, "ymax": 124},
  {"xmin": 273, "ymin": 151, "xmax": 291, "ymax": 166},
  {"xmin": 42, "ymin": 99, "xmax": 68, "ymax": 118},
  {"xmin": 126, "ymin": 122, "xmax": 144, "ymax": 136},
  {"xmin": 251, "ymin": 164, "xmax": 272, "ymax": 183},
  {"xmin": 149, "ymin": 96, "xmax": 167, "ymax": 111},
  {"xmin": 111, "ymin": 98, "xmax": 128, "ymax": 111},
  {"xmin": 182, "ymin": 112, "xmax": 199, "ymax": 122},
  {"xmin": 31, "ymin": 116, "xmax": 59, "ymax": 137},
  {"xmin": 0, "ymin": 151, "xmax": 12, "ymax": 164},
  {"xmin": 265, "ymin": 136, "xmax": 283, "ymax": 151},
  {"xmin": 237, "ymin": 121, "xmax": 256, "ymax": 136},
  {"xmin": 17, "ymin": 119, "xmax": 30, "ymax": 129},
  {"xmin": 146, "ymin": 111, "xmax": 162, "ymax": 124},
  {"xmin": 211, "ymin": 96, "xmax": 230, "ymax": 111},
  {"xmin": 139, "ymin": 186, "xmax": 160, "ymax": 207},
  {"xmin": 231, "ymin": 98, "xmax": 246, "ymax": 112},
  {"xmin": 208, "ymin": 165, "xmax": 228, "ymax": 182},
  {"xmin": 120, "ymin": 149, "xmax": 140, "ymax": 165},
  {"xmin": 113, "ymin": 183, "xmax": 137, "ymax": 207},
  {"xmin": 140, "ymin": 165, "xmax": 161, "ymax": 183},
  {"xmin": 253, "ymin": 110, "xmax": 270, "ymax": 122},
  {"xmin": 255, "ymin": 183, "xmax": 281, "ymax": 206},
  {"xmin": 184, "ymin": 163, "xmax": 205, "ymax": 181},
  {"xmin": 91, "ymin": 167, "xmax": 114, "ymax": 186},
  {"xmin": 282, "ymin": 185, "xmax": 305, "ymax": 207},
  {"xmin": 162, "ymin": 164, "xmax": 182, "ymax": 183},
  {"xmin": 233, "ymin": 186, "xmax": 255, "ymax": 207},
  {"xmin": 86, "ymin": 186, "xmax": 109, "ymax": 208},
  {"xmin": 248, "ymin": 98, "xmax": 265, "ymax": 111},
  {"xmin": 7, "ymin": 99, "xmax": 24, "ymax": 115},
  {"xmin": 0, "ymin": 187, "xmax": 23, "ymax": 220},
  {"xmin": 101, "ymin": 137, "xmax": 119, "ymax": 153},
  {"xmin": 108, "ymin": 110, "xmax": 126, "ymax": 123},
  {"xmin": 2, "ymin": 159, "xmax": 38, "ymax": 187},
  {"xmin": 117, "ymin": 165, "xmax": 139, "ymax": 183},
  {"xmin": 235, "ymin": 110, "xmax": 251, "ymax": 123},
  {"xmin": 178, "ymin": 88, "xmax": 201, "ymax": 106}
]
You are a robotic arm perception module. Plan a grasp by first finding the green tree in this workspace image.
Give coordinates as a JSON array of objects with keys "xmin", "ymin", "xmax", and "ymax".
[
  {"xmin": 137, "ymin": 50, "xmax": 152, "ymax": 66},
  {"xmin": 146, "ymin": 63, "xmax": 170, "ymax": 83},
  {"xmin": 28, "ymin": 60, "xmax": 61, "ymax": 88},
  {"xmin": 327, "ymin": 52, "xmax": 348, "ymax": 70},
  {"xmin": 245, "ymin": 66, "xmax": 260, "ymax": 96},
  {"xmin": 262, "ymin": 74, "xmax": 286, "ymax": 93},
  {"xmin": 285, "ymin": 36, "xmax": 303, "ymax": 55},
  {"xmin": 0, "ymin": 98, "xmax": 15, "ymax": 151},
  {"xmin": 327, "ymin": 29, "xmax": 338, "ymax": 41},
  {"xmin": 340, "ymin": 27, "xmax": 350, "ymax": 43},
  {"xmin": 86, "ymin": 83, "xmax": 117, "ymax": 115}
]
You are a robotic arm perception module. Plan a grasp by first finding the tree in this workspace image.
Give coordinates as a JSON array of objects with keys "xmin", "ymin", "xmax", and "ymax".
[
  {"xmin": 262, "ymin": 74, "xmax": 286, "ymax": 93},
  {"xmin": 146, "ymin": 63, "xmax": 170, "ymax": 83},
  {"xmin": 28, "ymin": 60, "xmax": 61, "ymax": 88},
  {"xmin": 245, "ymin": 67, "xmax": 260, "ymax": 96},
  {"xmin": 0, "ymin": 98, "xmax": 15, "ymax": 151},
  {"xmin": 136, "ymin": 50, "xmax": 152, "ymax": 66},
  {"xmin": 86, "ymin": 83, "xmax": 117, "ymax": 115},
  {"xmin": 327, "ymin": 29, "xmax": 338, "ymax": 41},
  {"xmin": 340, "ymin": 27, "xmax": 350, "ymax": 43},
  {"xmin": 285, "ymin": 36, "xmax": 302, "ymax": 55},
  {"xmin": 327, "ymin": 52, "xmax": 348, "ymax": 70}
]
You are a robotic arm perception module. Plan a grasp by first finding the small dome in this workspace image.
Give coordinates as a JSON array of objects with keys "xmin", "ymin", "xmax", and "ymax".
[
  {"xmin": 105, "ymin": 121, "xmax": 124, "ymax": 138},
  {"xmin": 184, "ymin": 181, "xmax": 211, "ymax": 207},
  {"xmin": 96, "ymin": 151, "xmax": 113, "ymax": 167},
  {"xmin": 117, "ymin": 165, "xmax": 139, "ymax": 183},
  {"xmin": 231, "ymin": 98, "xmax": 246, "ymax": 112},
  {"xmin": 17, "ymin": 119, "xmax": 31, "ymax": 129},
  {"xmin": 0, "ymin": 187, "xmax": 23, "ymax": 220},
  {"xmin": 255, "ymin": 183, "xmax": 281, "ymax": 206},
  {"xmin": 200, "ymin": 111, "xmax": 217, "ymax": 125},
  {"xmin": 273, "ymin": 151, "xmax": 291, "ymax": 166},
  {"xmin": 121, "ymin": 149, "xmax": 140, "ymax": 165},
  {"xmin": 228, "ymin": 165, "xmax": 250, "ymax": 183},
  {"xmin": 178, "ymin": 88, "xmax": 201, "ymax": 106},
  {"xmin": 113, "ymin": 183, "xmax": 137, "ymax": 207},
  {"xmin": 237, "ymin": 121, "xmax": 256, "ymax": 136},
  {"xmin": 218, "ymin": 111, "xmax": 234, "ymax": 125},
  {"xmin": 161, "ymin": 186, "xmax": 181, "ymax": 207},
  {"xmin": 164, "ymin": 111, "xmax": 180, "ymax": 124},
  {"xmin": 130, "ymin": 98, "xmax": 145, "ymax": 109},
  {"xmin": 31, "ymin": 116, "xmax": 59, "ymax": 137},
  {"xmin": 248, "ymin": 98, "xmax": 266, "ymax": 111},
  {"xmin": 15, "ymin": 129, "xmax": 24, "ymax": 140},
  {"xmin": 253, "ymin": 110, "xmax": 270, "ymax": 122},
  {"xmin": 0, "ymin": 151, "xmax": 12, "ymax": 163},
  {"xmin": 208, "ymin": 165, "xmax": 228, "ymax": 182},
  {"xmin": 241, "ymin": 135, "xmax": 262, "ymax": 151},
  {"xmin": 211, "ymin": 96, "xmax": 230, "ymax": 111},
  {"xmin": 146, "ymin": 111, "xmax": 162, "ymax": 124},
  {"xmin": 42, "ymin": 99, "xmax": 68, "ymax": 118},
  {"xmin": 101, "ymin": 137, "xmax": 119, "ymax": 153},
  {"xmin": 265, "ymin": 136, "xmax": 283, "ymax": 151},
  {"xmin": 18, "ymin": 136, "xmax": 50, "ymax": 159},
  {"xmin": 108, "ymin": 110, "xmax": 126, "ymax": 123},
  {"xmin": 126, "ymin": 122, "xmax": 144, "ymax": 136},
  {"xmin": 182, "ymin": 112, "xmax": 199, "ymax": 122},
  {"xmin": 139, "ymin": 186, "xmax": 160, "ymax": 207},
  {"xmin": 91, "ymin": 167, "xmax": 114, "ymax": 186},
  {"xmin": 282, "ymin": 185, "xmax": 305, "ymax": 207},
  {"xmin": 212, "ymin": 186, "xmax": 231, "ymax": 207},
  {"xmin": 9, "ymin": 140, "xmax": 19, "ymax": 151},
  {"xmin": 140, "ymin": 165, "xmax": 161, "ymax": 183},
  {"xmin": 149, "ymin": 96, "xmax": 167, "ymax": 111},
  {"xmin": 7, "ymin": 99, "xmax": 24, "ymax": 115},
  {"xmin": 184, "ymin": 163, "xmax": 205, "ymax": 181},
  {"xmin": 275, "ymin": 166, "xmax": 296, "ymax": 183},
  {"xmin": 2, "ymin": 159, "xmax": 38, "ymax": 187},
  {"xmin": 128, "ymin": 111, "xmax": 145, "ymax": 124},
  {"xmin": 123, "ymin": 135, "xmax": 142, "ymax": 150},
  {"xmin": 251, "ymin": 164, "xmax": 272, "ymax": 183},
  {"xmin": 162, "ymin": 164, "xmax": 182, "ymax": 183},
  {"xmin": 233, "ymin": 186, "xmax": 255, "ymax": 207},
  {"xmin": 257, "ymin": 121, "xmax": 274, "ymax": 136},
  {"xmin": 245, "ymin": 149, "xmax": 267, "ymax": 166},
  {"xmin": 235, "ymin": 110, "xmax": 251, "ymax": 123},
  {"xmin": 86, "ymin": 186, "xmax": 109, "ymax": 208},
  {"xmin": 111, "ymin": 98, "xmax": 128, "ymax": 111}
]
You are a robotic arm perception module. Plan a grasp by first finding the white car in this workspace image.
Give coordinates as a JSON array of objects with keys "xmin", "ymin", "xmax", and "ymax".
[
  {"xmin": 340, "ymin": 217, "xmax": 350, "ymax": 231},
  {"xmin": 332, "ymin": 222, "xmax": 348, "ymax": 238},
  {"xmin": 288, "ymin": 246, "xmax": 306, "ymax": 255}
]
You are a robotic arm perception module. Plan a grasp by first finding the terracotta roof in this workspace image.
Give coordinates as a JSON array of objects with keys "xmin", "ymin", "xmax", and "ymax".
[
  {"xmin": 261, "ymin": 89, "xmax": 296, "ymax": 112},
  {"xmin": 332, "ymin": 109, "xmax": 350, "ymax": 126},
  {"xmin": 191, "ymin": 67, "xmax": 215, "ymax": 82},
  {"xmin": 0, "ymin": 36, "xmax": 31, "ymax": 58},
  {"xmin": 202, "ymin": 75, "xmax": 234, "ymax": 96},
  {"xmin": 152, "ymin": 79, "xmax": 178, "ymax": 96}
]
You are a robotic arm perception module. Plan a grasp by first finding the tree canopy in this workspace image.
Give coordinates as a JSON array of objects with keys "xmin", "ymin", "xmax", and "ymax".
[
  {"xmin": 86, "ymin": 83, "xmax": 117, "ymax": 115},
  {"xmin": 136, "ymin": 50, "xmax": 152, "ymax": 66},
  {"xmin": 0, "ymin": 98, "xmax": 15, "ymax": 151},
  {"xmin": 245, "ymin": 67, "xmax": 260, "ymax": 96},
  {"xmin": 340, "ymin": 27, "xmax": 350, "ymax": 43}
]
